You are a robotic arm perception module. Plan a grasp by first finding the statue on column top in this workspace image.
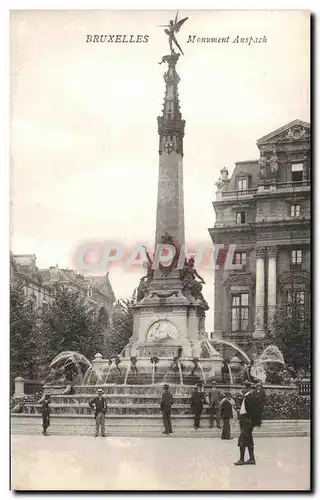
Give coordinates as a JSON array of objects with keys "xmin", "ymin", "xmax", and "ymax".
[{"xmin": 158, "ymin": 12, "xmax": 189, "ymax": 56}]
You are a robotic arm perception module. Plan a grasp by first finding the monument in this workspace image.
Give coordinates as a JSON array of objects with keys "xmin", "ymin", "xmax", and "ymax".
[{"xmin": 123, "ymin": 13, "xmax": 210, "ymax": 361}]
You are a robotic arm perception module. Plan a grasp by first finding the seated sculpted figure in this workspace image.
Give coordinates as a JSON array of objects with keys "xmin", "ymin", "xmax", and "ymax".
[{"xmin": 180, "ymin": 257, "xmax": 206, "ymax": 302}]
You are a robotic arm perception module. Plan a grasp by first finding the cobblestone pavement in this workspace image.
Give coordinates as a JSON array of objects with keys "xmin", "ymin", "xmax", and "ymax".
[{"xmin": 11, "ymin": 435, "xmax": 310, "ymax": 491}]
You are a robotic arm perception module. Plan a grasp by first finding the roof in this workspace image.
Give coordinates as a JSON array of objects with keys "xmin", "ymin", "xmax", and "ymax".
[{"xmin": 257, "ymin": 119, "xmax": 310, "ymax": 145}]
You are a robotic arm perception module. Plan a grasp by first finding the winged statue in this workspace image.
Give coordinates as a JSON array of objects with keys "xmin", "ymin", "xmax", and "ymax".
[{"xmin": 158, "ymin": 12, "xmax": 189, "ymax": 55}]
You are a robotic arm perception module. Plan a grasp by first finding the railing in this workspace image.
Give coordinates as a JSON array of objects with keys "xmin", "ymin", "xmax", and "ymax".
[
  {"xmin": 221, "ymin": 188, "xmax": 257, "ymax": 197},
  {"xmin": 219, "ymin": 180, "xmax": 310, "ymax": 198},
  {"xmin": 276, "ymin": 180, "xmax": 310, "ymax": 189},
  {"xmin": 297, "ymin": 379, "xmax": 311, "ymax": 396}
]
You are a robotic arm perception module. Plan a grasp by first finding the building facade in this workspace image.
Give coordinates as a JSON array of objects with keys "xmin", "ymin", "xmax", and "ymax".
[
  {"xmin": 10, "ymin": 253, "xmax": 116, "ymax": 332},
  {"xmin": 209, "ymin": 119, "xmax": 310, "ymax": 352}
]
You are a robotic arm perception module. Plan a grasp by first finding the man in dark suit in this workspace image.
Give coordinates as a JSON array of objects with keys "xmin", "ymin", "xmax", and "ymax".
[
  {"xmin": 89, "ymin": 388, "xmax": 108, "ymax": 437},
  {"xmin": 160, "ymin": 384, "xmax": 174, "ymax": 435},
  {"xmin": 220, "ymin": 392, "xmax": 233, "ymax": 440},
  {"xmin": 41, "ymin": 394, "xmax": 51, "ymax": 436},
  {"xmin": 190, "ymin": 383, "xmax": 205, "ymax": 430},
  {"xmin": 208, "ymin": 381, "xmax": 222, "ymax": 429},
  {"xmin": 234, "ymin": 382, "xmax": 261, "ymax": 466}
]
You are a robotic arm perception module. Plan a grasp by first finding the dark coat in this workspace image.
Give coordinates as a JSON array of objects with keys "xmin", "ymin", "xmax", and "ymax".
[
  {"xmin": 243, "ymin": 392, "xmax": 262, "ymax": 427},
  {"xmin": 160, "ymin": 390, "xmax": 173, "ymax": 411},
  {"xmin": 41, "ymin": 401, "xmax": 50, "ymax": 417},
  {"xmin": 89, "ymin": 396, "xmax": 108, "ymax": 418},
  {"xmin": 220, "ymin": 399, "xmax": 233, "ymax": 420},
  {"xmin": 190, "ymin": 390, "xmax": 205, "ymax": 413}
]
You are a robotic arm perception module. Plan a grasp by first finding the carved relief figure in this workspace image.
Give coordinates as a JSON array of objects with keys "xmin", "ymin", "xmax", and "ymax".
[
  {"xmin": 180, "ymin": 257, "xmax": 207, "ymax": 307},
  {"xmin": 147, "ymin": 320, "xmax": 179, "ymax": 342}
]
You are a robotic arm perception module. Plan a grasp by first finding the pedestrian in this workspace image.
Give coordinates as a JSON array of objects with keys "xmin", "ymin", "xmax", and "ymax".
[
  {"xmin": 220, "ymin": 392, "xmax": 233, "ymax": 440},
  {"xmin": 208, "ymin": 381, "xmax": 221, "ymax": 429},
  {"xmin": 190, "ymin": 383, "xmax": 205, "ymax": 430},
  {"xmin": 160, "ymin": 384, "xmax": 173, "ymax": 435},
  {"xmin": 89, "ymin": 388, "xmax": 108, "ymax": 437},
  {"xmin": 114, "ymin": 356, "xmax": 122, "ymax": 374},
  {"xmin": 41, "ymin": 394, "xmax": 51, "ymax": 436},
  {"xmin": 130, "ymin": 356, "xmax": 139, "ymax": 374},
  {"xmin": 234, "ymin": 382, "xmax": 261, "ymax": 466}
]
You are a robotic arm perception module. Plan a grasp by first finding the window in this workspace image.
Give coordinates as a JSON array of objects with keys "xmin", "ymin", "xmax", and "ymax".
[
  {"xmin": 291, "ymin": 163, "xmax": 303, "ymax": 182},
  {"xmin": 236, "ymin": 211, "xmax": 246, "ymax": 224},
  {"xmin": 291, "ymin": 249, "xmax": 302, "ymax": 269},
  {"xmin": 291, "ymin": 204, "xmax": 301, "ymax": 217},
  {"xmin": 286, "ymin": 290, "xmax": 305, "ymax": 316},
  {"xmin": 237, "ymin": 178, "xmax": 247, "ymax": 191},
  {"xmin": 234, "ymin": 252, "xmax": 247, "ymax": 267},
  {"xmin": 231, "ymin": 293, "xmax": 249, "ymax": 332}
]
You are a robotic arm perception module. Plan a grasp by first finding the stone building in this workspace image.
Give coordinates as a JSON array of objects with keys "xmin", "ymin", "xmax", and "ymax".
[
  {"xmin": 10, "ymin": 253, "xmax": 115, "ymax": 331},
  {"xmin": 209, "ymin": 119, "xmax": 310, "ymax": 352}
]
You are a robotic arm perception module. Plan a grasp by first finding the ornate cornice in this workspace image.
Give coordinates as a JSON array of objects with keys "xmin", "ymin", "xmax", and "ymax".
[
  {"xmin": 224, "ymin": 272, "xmax": 255, "ymax": 289},
  {"xmin": 279, "ymin": 271, "xmax": 310, "ymax": 285}
]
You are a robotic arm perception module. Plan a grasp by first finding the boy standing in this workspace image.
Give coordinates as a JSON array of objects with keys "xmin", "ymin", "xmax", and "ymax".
[{"xmin": 41, "ymin": 394, "xmax": 51, "ymax": 436}]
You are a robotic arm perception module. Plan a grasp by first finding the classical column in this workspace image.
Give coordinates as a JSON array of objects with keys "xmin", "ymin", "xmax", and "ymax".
[
  {"xmin": 254, "ymin": 247, "xmax": 265, "ymax": 338},
  {"xmin": 267, "ymin": 246, "xmax": 277, "ymax": 333}
]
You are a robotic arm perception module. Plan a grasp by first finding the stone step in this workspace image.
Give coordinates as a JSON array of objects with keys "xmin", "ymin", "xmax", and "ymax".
[{"xmin": 11, "ymin": 415, "xmax": 310, "ymax": 438}]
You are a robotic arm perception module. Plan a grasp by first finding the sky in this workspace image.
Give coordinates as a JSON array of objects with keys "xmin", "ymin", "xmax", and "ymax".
[{"xmin": 10, "ymin": 10, "xmax": 310, "ymax": 329}]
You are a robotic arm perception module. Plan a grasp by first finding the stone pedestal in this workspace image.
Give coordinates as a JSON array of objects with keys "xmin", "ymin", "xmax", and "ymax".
[
  {"xmin": 126, "ymin": 295, "xmax": 207, "ymax": 359},
  {"xmin": 14, "ymin": 377, "xmax": 25, "ymax": 397}
]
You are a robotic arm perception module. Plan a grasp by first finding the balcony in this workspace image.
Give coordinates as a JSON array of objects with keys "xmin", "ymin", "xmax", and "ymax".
[
  {"xmin": 220, "ymin": 188, "xmax": 257, "ymax": 199},
  {"xmin": 216, "ymin": 180, "xmax": 310, "ymax": 201}
]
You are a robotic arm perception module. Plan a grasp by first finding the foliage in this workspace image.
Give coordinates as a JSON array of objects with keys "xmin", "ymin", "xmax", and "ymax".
[
  {"xmin": 10, "ymin": 279, "xmax": 41, "ymax": 380},
  {"xmin": 105, "ymin": 291, "xmax": 136, "ymax": 358},
  {"xmin": 40, "ymin": 285, "xmax": 106, "ymax": 364},
  {"xmin": 266, "ymin": 305, "xmax": 310, "ymax": 372},
  {"xmin": 229, "ymin": 390, "xmax": 310, "ymax": 420},
  {"xmin": 262, "ymin": 391, "xmax": 310, "ymax": 420}
]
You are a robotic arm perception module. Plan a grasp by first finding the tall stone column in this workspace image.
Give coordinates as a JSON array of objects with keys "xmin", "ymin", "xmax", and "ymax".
[
  {"xmin": 254, "ymin": 247, "xmax": 265, "ymax": 338},
  {"xmin": 267, "ymin": 246, "xmax": 277, "ymax": 333}
]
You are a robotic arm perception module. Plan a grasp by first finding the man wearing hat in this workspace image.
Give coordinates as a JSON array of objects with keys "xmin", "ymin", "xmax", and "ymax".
[
  {"xmin": 41, "ymin": 394, "xmax": 51, "ymax": 436},
  {"xmin": 160, "ymin": 384, "xmax": 174, "ymax": 435},
  {"xmin": 190, "ymin": 383, "xmax": 206, "ymax": 430},
  {"xmin": 89, "ymin": 389, "xmax": 108, "ymax": 437},
  {"xmin": 234, "ymin": 382, "xmax": 261, "ymax": 466},
  {"xmin": 208, "ymin": 381, "xmax": 222, "ymax": 429},
  {"xmin": 220, "ymin": 392, "xmax": 234, "ymax": 440}
]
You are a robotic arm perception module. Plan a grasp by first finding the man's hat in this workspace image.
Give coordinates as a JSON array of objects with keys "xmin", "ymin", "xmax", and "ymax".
[
  {"xmin": 97, "ymin": 388, "xmax": 103, "ymax": 394},
  {"xmin": 164, "ymin": 384, "xmax": 169, "ymax": 390},
  {"xmin": 211, "ymin": 380, "xmax": 217, "ymax": 385}
]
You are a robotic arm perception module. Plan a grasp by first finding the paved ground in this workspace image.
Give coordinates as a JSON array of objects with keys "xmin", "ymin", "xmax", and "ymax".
[{"xmin": 11, "ymin": 435, "xmax": 310, "ymax": 491}]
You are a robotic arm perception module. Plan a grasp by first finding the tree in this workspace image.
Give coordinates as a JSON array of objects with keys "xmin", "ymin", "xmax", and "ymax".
[
  {"xmin": 10, "ymin": 279, "xmax": 41, "ymax": 380},
  {"xmin": 41, "ymin": 285, "xmax": 106, "ymax": 364},
  {"xmin": 105, "ymin": 291, "xmax": 136, "ymax": 358},
  {"xmin": 267, "ymin": 304, "xmax": 310, "ymax": 371}
]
